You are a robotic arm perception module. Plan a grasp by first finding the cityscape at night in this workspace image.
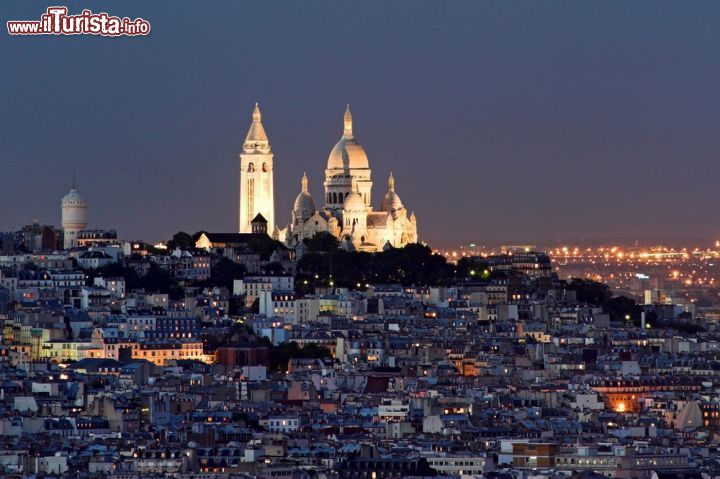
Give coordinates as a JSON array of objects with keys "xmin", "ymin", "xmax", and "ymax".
[
  {"xmin": 441, "ymin": 242, "xmax": 720, "ymax": 288},
  {"xmin": 2, "ymin": 2, "xmax": 720, "ymax": 479}
]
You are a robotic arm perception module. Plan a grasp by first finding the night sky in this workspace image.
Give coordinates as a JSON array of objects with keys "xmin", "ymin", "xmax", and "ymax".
[{"xmin": 2, "ymin": 1, "xmax": 720, "ymax": 247}]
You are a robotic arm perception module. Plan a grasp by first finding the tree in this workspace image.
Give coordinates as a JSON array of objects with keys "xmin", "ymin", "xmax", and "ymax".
[
  {"xmin": 567, "ymin": 278, "xmax": 612, "ymax": 306},
  {"xmin": 605, "ymin": 295, "xmax": 641, "ymax": 322},
  {"xmin": 567, "ymin": 278, "xmax": 643, "ymax": 323},
  {"xmin": 296, "ymin": 242, "xmax": 454, "ymax": 288},
  {"xmin": 198, "ymin": 257, "xmax": 246, "ymax": 291},
  {"xmin": 456, "ymin": 257, "xmax": 490, "ymax": 279},
  {"xmin": 167, "ymin": 231, "xmax": 194, "ymax": 249},
  {"xmin": 82, "ymin": 261, "xmax": 188, "ymax": 299},
  {"xmin": 82, "ymin": 262, "xmax": 141, "ymax": 289},
  {"xmin": 142, "ymin": 264, "xmax": 185, "ymax": 300},
  {"xmin": 303, "ymin": 232, "xmax": 340, "ymax": 253},
  {"xmin": 246, "ymin": 235, "xmax": 285, "ymax": 261}
]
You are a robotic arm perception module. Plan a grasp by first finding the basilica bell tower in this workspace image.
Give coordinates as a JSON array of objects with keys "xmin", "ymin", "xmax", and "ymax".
[{"xmin": 239, "ymin": 103, "xmax": 275, "ymax": 233}]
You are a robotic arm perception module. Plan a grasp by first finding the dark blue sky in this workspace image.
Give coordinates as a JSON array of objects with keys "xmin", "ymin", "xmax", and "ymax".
[{"xmin": 2, "ymin": 1, "xmax": 720, "ymax": 246}]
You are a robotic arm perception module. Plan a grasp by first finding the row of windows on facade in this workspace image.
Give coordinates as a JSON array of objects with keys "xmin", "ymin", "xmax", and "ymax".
[
  {"xmin": 137, "ymin": 349, "xmax": 202, "ymax": 357},
  {"xmin": 130, "ymin": 319, "xmax": 197, "ymax": 325},
  {"xmin": 267, "ymin": 419, "xmax": 298, "ymax": 426},
  {"xmin": 326, "ymin": 191, "xmax": 368, "ymax": 204},
  {"xmin": 429, "ymin": 459, "xmax": 483, "ymax": 467}
]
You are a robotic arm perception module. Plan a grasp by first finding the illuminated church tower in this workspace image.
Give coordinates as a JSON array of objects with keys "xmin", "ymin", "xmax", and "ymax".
[{"xmin": 239, "ymin": 103, "xmax": 275, "ymax": 233}]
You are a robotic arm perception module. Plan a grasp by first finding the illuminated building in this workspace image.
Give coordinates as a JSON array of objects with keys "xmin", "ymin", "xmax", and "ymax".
[
  {"xmin": 701, "ymin": 402, "xmax": 720, "ymax": 429},
  {"xmin": 130, "ymin": 341, "xmax": 206, "ymax": 366},
  {"xmin": 239, "ymin": 103, "xmax": 275, "ymax": 234},
  {"xmin": 76, "ymin": 229, "xmax": 118, "ymax": 247},
  {"xmin": 590, "ymin": 377, "xmax": 701, "ymax": 413},
  {"xmin": 39, "ymin": 339, "xmax": 103, "ymax": 361},
  {"xmin": 487, "ymin": 252, "xmax": 552, "ymax": 278},
  {"xmin": 511, "ymin": 442, "xmax": 559, "ymax": 468},
  {"xmin": 277, "ymin": 105, "xmax": 418, "ymax": 252}
]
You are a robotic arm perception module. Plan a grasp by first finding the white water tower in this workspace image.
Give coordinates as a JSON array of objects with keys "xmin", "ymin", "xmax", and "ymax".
[{"xmin": 61, "ymin": 179, "xmax": 87, "ymax": 249}]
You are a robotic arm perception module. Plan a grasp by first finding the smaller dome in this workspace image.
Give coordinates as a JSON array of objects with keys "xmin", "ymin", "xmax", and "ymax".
[
  {"xmin": 343, "ymin": 191, "xmax": 364, "ymax": 211},
  {"xmin": 382, "ymin": 191, "xmax": 402, "ymax": 212},
  {"xmin": 343, "ymin": 179, "xmax": 365, "ymax": 211},
  {"xmin": 293, "ymin": 173, "xmax": 316, "ymax": 218},
  {"xmin": 381, "ymin": 173, "xmax": 403, "ymax": 212}
]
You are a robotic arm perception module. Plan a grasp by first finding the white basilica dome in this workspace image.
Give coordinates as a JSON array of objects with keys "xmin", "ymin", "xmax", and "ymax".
[{"xmin": 326, "ymin": 105, "xmax": 369, "ymax": 170}]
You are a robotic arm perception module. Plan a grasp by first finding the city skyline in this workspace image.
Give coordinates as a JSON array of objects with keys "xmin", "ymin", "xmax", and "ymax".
[
  {"xmin": 3, "ymin": 1, "xmax": 720, "ymax": 246},
  {"xmin": 3, "ymin": 3, "xmax": 720, "ymax": 478}
]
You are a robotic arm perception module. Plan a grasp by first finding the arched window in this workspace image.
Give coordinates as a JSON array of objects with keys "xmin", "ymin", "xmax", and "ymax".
[
  {"xmin": 247, "ymin": 163, "xmax": 254, "ymax": 172},
  {"xmin": 332, "ymin": 192, "xmax": 337, "ymax": 204},
  {"xmin": 262, "ymin": 163, "xmax": 268, "ymax": 172}
]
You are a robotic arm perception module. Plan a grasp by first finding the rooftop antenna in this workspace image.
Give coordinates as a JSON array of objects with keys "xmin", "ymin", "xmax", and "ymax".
[{"xmin": 72, "ymin": 169, "xmax": 76, "ymax": 189}]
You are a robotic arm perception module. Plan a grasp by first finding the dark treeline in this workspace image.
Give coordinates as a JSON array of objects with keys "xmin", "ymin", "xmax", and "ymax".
[{"xmin": 297, "ymin": 234, "xmax": 455, "ymax": 288}]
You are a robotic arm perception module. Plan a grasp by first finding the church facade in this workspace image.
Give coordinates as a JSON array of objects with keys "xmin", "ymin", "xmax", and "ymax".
[{"xmin": 238, "ymin": 104, "xmax": 418, "ymax": 253}]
